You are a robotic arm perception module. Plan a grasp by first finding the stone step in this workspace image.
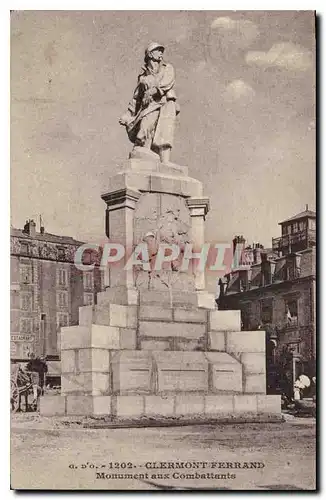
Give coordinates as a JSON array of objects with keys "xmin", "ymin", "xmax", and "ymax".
[{"xmin": 40, "ymin": 393, "xmax": 282, "ymax": 419}]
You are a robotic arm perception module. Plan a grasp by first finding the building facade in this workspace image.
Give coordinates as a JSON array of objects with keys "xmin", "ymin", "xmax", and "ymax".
[
  {"xmin": 218, "ymin": 207, "xmax": 316, "ymax": 389},
  {"xmin": 10, "ymin": 219, "xmax": 104, "ymax": 364}
]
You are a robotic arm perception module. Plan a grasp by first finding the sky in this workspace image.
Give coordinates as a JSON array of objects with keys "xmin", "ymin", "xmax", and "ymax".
[{"xmin": 11, "ymin": 10, "xmax": 316, "ymax": 251}]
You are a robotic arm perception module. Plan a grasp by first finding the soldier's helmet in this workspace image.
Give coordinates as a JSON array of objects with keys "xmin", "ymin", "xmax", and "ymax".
[{"xmin": 145, "ymin": 42, "xmax": 165, "ymax": 56}]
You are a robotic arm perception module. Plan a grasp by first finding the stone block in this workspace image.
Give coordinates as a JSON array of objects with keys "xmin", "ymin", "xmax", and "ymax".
[
  {"xmin": 240, "ymin": 352, "xmax": 266, "ymax": 374},
  {"xmin": 82, "ymin": 303, "xmax": 137, "ymax": 329},
  {"xmin": 120, "ymin": 328, "xmax": 137, "ymax": 349},
  {"xmin": 93, "ymin": 396, "xmax": 111, "ymax": 416},
  {"xmin": 234, "ymin": 395, "xmax": 258, "ymax": 413},
  {"xmin": 93, "ymin": 306, "xmax": 114, "ymax": 326},
  {"xmin": 78, "ymin": 349, "xmax": 110, "ymax": 373},
  {"xmin": 78, "ymin": 305, "xmax": 94, "ymax": 326},
  {"xmin": 175, "ymin": 394, "xmax": 204, "ymax": 415},
  {"xmin": 173, "ymin": 308, "xmax": 207, "ymax": 323},
  {"xmin": 61, "ymin": 326, "xmax": 91, "ymax": 350},
  {"xmin": 153, "ymin": 351, "xmax": 208, "ymax": 392},
  {"xmin": 92, "ymin": 349, "xmax": 111, "ymax": 373},
  {"xmin": 176, "ymin": 338, "xmax": 204, "ymax": 351},
  {"xmin": 244, "ymin": 374, "xmax": 266, "ymax": 394},
  {"xmin": 91, "ymin": 324, "xmax": 121, "ymax": 349},
  {"xmin": 139, "ymin": 321, "xmax": 205, "ymax": 339},
  {"xmin": 102, "ymin": 171, "xmax": 150, "ymax": 194},
  {"xmin": 206, "ymin": 352, "xmax": 242, "ymax": 392},
  {"xmin": 61, "ymin": 373, "xmax": 93, "ymax": 394},
  {"xmin": 111, "ymin": 351, "xmax": 152, "ymax": 393},
  {"xmin": 61, "ymin": 325, "xmax": 120, "ymax": 350},
  {"xmin": 140, "ymin": 340, "xmax": 171, "ymax": 350},
  {"xmin": 109, "ymin": 304, "xmax": 137, "ymax": 328},
  {"xmin": 139, "ymin": 290, "xmax": 171, "ymax": 306},
  {"xmin": 149, "ymin": 173, "xmax": 182, "ymax": 196},
  {"xmin": 125, "ymin": 156, "xmax": 160, "ymax": 172},
  {"xmin": 172, "ymin": 291, "xmax": 198, "ymax": 307},
  {"xmin": 145, "ymin": 395, "xmax": 175, "ymax": 416},
  {"xmin": 61, "ymin": 372, "xmax": 110, "ymax": 395},
  {"xmin": 97, "ymin": 287, "xmax": 139, "ymax": 306},
  {"xmin": 139, "ymin": 305, "xmax": 173, "ymax": 321},
  {"xmin": 180, "ymin": 177, "xmax": 203, "ymax": 197},
  {"xmin": 66, "ymin": 395, "xmax": 94, "ymax": 415},
  {"xmin": 208, "ymin": 331, "xmax": 226, "ymax": 351},
  {"xmin": 210, "ymin": 310, "xmax": 241, "ymax": 331},
  {"xmin": 257, "ymin": 395, "xmax": 281, "ymax": 414},
  {"xmin": 40, "ymin": 395, "xmax": 66, "ymax": 416},
  {"xmin": 226, "ymin": 331, "xmax": 265, "ymax": 355},
  {"xmin": 116, "ymin": 395, "xmax": 144, "ymax": 417},
  {"xmin": 205, "ymin": 395, "xmax": 234, "ymax": 414},
  {"xmin": 159, "ymin": 161, "xmax": 188, "ymax": 176},
  {"xmin": 91, "ymin": 373, "xmax": 111, "ymax": 395},
  {"xmin": 196, "ymin": 291, "xmax": 216, "ymax": 310},
  {"xmin": 61, "ymin": 350, "xmax": 77, "ymax": 373}
]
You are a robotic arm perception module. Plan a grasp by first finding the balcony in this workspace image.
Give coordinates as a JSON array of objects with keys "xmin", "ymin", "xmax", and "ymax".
[{"xmin": 272, "ymin": 229, "xmax": 316, "ymax": 252}]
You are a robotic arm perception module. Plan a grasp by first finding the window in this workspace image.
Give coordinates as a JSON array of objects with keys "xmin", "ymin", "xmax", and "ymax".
[
  {"xmin": 20, "ymin": 264, "xmax": 31, "ymax": 284},
  {"xmin": 57, "ymin": 268, "xmax": 68, "ymax": 286},
  {"xmin": 287, "ymin": 225, "xmax": 292, "ymax": 235},
  {"xmin": 83, "ymin": 251, "xmax": 92, "ymax": 265},
  {"xmin": 286, "ymin": 299, "xmax": 298, "ymax": 325},
  {"xmin": 20, "ymin": 318, "xmax": 32, "ymax": 334},
  {"xmin": 20, "ymin": 242, "xmax": 29, "ymax": 254},
  {"xmin": 287, "ymin": 342, "xmax": 300, "ymax": 355},
  {"xmin": 309, "ymin": 219, "xmax": 316, "ymax": 230},
  {"xmin": 56, "ymin": 313, "xmax": 69, "ymax": 328},
  {"xmin": 261, "ymin": 299, "xmax": 273, "ymax": 325},
  {"xmin": 299, "ymin": 221, "xmax": 305, "ymax": 231},
  {"xmin": 84, "ymin": 293, "xmax": 94, "ymax": 306},
  {"xmin": 83, "ymin": 272, "xmax": 94, "ymax": 290},
  {"xmin": 57, "ymin": 291, "xmax": 68, "ymax": 308},
  {"xmin": 20, "ymin": 292, "xmax": 32, "ymax": 311},
  {"xmin": 292, "ymin": 222, "xmax": 298, "ymax": 233},
  {"xmin": 57, "ymin": 247, "xmax": 66, "ymax": 260}
]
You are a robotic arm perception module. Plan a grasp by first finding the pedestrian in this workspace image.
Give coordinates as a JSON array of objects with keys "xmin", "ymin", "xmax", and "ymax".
[
  {"xmin": 294, "ymin": 373, "xmax": 310, "ymax": 400},
  {"xmin": 26, "ymin": 353, "xmax": 48, "ymax": 409}
]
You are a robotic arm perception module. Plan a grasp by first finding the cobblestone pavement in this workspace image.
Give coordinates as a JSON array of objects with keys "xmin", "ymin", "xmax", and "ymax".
[{"xmin": 11, "ymin": 413, "xmax": 316, "ymax": 490}]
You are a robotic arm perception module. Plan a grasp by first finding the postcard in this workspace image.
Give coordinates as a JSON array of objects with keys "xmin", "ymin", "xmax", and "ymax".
[{"xmin": 10, "ymin": 10, "xmax": 316, "ymax": 491}]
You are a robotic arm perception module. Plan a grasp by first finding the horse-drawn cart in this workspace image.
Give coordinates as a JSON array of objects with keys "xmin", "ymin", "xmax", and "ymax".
[{"xmin": 10, "ymin": 364, "xmax": 33, "ymax": 413}]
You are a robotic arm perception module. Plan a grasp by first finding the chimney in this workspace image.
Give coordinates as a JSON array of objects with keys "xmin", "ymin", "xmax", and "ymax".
[
  {"xmin": 232, "ymin": 235, "xmax": 246, "ymax": 254},
  {"xmin": 253, "ymin": 245, "xmax": 262, "ymax": 264},
  {"xmin": 239, "ymin": 235, "xmax": 246, "ymax": 247},
  {"xmin": 40, "ymin": 215, "xmax": 45, "ymax": 234},
  {"xmin": 305, "ymin": 204, "xmax": 308, "ymax": 211},
  {"xmin": 22, "ymin": 219, "xmax": 36, "ymax": 237},
  {"xmin": 232, "ymin": 236, "xmax": 240, "ymax": 255}
]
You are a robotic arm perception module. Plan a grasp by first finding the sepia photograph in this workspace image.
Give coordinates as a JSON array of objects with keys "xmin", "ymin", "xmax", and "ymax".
[{"xmin": 10, "ymin": 9, "xmax": 316, "ymax": 491}]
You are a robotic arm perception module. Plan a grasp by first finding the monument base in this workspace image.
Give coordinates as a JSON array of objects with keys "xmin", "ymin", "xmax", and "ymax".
[
  {"xmin": 40, "ymin": 157, "xmax": 282, "ymax": 422},
  {"xmin": 41, "ymin": 299, "xmax": 282, "ymax": 421}
]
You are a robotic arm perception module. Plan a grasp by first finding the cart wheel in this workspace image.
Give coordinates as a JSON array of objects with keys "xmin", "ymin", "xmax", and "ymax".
[{"xmin": 11, "ymin": 380, "xmax": 19, "ymax": 413}]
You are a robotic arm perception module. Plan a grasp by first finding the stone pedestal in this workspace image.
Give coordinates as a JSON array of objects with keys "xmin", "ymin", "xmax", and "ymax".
[{"xmin": 41, "ymin": 158, "xmax": 281, "ymax": 422}]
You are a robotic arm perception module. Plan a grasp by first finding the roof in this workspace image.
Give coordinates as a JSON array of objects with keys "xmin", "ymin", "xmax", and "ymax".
[
  {"xmin": 279, "ymin": 209, "xmax": 316, "ymax": 225},
  {"xmin": 10, "ymin": 227, "xmax": 84, "ymax": 246}
]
